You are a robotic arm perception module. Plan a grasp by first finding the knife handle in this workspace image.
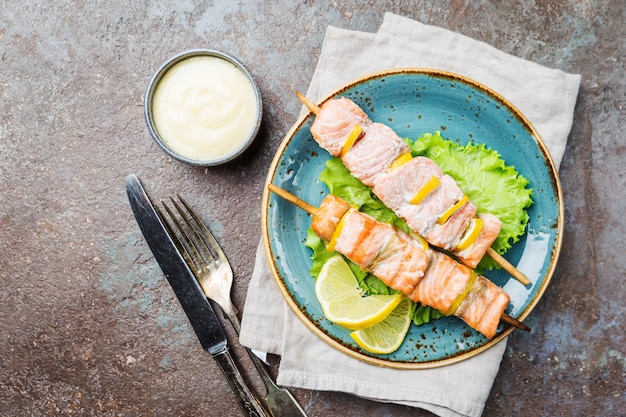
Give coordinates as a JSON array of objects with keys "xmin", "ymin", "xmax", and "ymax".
[{"xmin": 214, "ymin": 349, "xmax": 270, "ymax": 417}]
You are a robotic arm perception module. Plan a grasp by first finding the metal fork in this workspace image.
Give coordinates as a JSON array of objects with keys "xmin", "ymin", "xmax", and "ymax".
[{"xmin": 158, "ymin": 195, "xmax": 308, "ymax": 417}]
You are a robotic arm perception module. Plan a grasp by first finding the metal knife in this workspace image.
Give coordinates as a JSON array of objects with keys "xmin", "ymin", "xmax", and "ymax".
[{"xmin": 126, "ymin": 174, "xmax": 269, "ymax": 417}]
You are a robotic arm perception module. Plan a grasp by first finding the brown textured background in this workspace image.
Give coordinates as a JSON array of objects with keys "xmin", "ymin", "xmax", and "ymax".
[{"xmin": 1, "ymin": 1, "xmax": 624, "ymax": 416}]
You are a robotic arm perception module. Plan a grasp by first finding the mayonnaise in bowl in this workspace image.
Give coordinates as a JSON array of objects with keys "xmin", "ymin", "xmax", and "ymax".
[{"xmin": 145, "ymin": 50, "xmax": 262, "ymax": 166}]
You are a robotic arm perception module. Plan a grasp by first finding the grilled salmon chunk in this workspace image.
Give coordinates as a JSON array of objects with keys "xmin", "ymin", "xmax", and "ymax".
[
  {"xmin": 369, "ymin": 230, "xmax": 429, "ymax": 295},
  {"xmin": 427, "ymin": 201, "xmax": 477, "ymax": 250},
  {"xmin": 455, "ymin": 275, "xmax": 510, "ymax": 339},
  {"xmin": 313, "ymin": 194, "xmax": 429, "ymax": 296},
  {"xmin": 410, "ymin": 250, "xmax": 474, "ymax": 313},
  {"xmin": 311, "ymin": 194, "xmax": 351, "ymax": 242},
  {"xmin": 397, "ymin": 175, "xmax": 465, "ymax": 237},
  {"xmin": 310, "ymin": 97, "xmax": 371, "ymax": 157},
  {"xmin": 342, "ymin": 123, "xmax": 410, "ymax": 187},
  {"xmin": 372, "ymin": 156, "xmax": 444, "ymax": 211},
  {"xmin": 333, "ymin": 210, "xmax": 394, "ymax": 269}
]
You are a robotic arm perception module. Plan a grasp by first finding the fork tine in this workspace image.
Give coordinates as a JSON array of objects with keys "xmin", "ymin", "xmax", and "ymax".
[
  {"xmin": 161, "ymin": 201, "xmax": 207, "ymax": 275},
  {"xmin": 154, "ymin": 204, "xmax": 196, "ymax": 269},
  {"xmin": 176, "ymin": 194, "xmax": 230, "ymax": 267},
  {"xmin": 168, "ymin": 196, "xmax": 218, "ymax": 269},
  {"xmin": 162, "ymin": 199, "xmax": 218, "ymax": 275}
]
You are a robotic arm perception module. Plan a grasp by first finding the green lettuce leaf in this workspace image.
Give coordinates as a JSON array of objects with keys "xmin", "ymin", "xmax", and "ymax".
[{"xmin": 410, "ymin": 302, "xmax": 445, "ymax": 326}]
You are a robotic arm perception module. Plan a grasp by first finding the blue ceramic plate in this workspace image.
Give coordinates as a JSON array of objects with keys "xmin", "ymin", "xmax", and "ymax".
[{"xmin": 261, "ymin": 69, "xmax": 563, "ymax": 369}]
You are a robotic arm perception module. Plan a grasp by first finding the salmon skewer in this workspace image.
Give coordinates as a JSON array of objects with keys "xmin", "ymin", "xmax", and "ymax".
[
  {"xmin": 296, "ymin": 92, "xmax": 530, "ymax": 286},
  {"xmin": 269, "ymin": 184, "xmax": 530, "ymax": 338}
]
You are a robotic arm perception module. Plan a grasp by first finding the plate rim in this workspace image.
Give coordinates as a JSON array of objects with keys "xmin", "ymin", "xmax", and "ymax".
[{"xmin": 261, "ymin": 68, "xmax": 564, "ymax": 369}]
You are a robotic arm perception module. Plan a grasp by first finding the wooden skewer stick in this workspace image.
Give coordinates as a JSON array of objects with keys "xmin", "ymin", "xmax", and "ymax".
[
  {"xmin": 295, "ymin": 91, "xmax": 532, "ymax": 287},
  {"xmin": 487, "ymin": 247, "xmax": 530, "ymax": 286},
  {"xmin": 268, "ymin": 184, "xmax": 317, "ymax": 215},
  {"xmin": 268, "ymin": 184, "xmax": 530, "ymax": 333},
  {"xmin": 296, "ymin": 91, "xmax": 320, "ymax": 114}
]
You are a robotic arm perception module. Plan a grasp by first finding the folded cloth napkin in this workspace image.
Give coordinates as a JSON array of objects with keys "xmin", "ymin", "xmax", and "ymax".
[{"xmin": 240, "ymin": 13, "xmax": 580, "ymax": 417}]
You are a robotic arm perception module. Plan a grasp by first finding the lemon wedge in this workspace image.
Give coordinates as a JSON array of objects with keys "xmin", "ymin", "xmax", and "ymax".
[
  {"xmin": 455, "ymin": 217, "xmax": 484, "ymax": 250},
  {"xmin": 408, "ymin": 231, "xmax": 429, "ymax": 252},
  {"xmin": 326, "ymin": 209, "xmax": 352, "ymax": 253},
  {"xmin": 350, "ymin": 297, "xmax": 413, "ymax": 354},
  {"xmin": 388, "ymin": 152, "xmax": 413, "ymax": 171},
  {"xmin": 437, "ymin": 195, "xmax": 469, "ymax": 225},
  {"xmin": 340, "ymin": 125, "xmax": 364, "ymax": 157},
  {"xmin": 315, "ymin": 255, "xmax": 403, "ymax": 330},
  {"xmin": 409, "ymin": 175, "xmax": 441, "ymax": 205}
]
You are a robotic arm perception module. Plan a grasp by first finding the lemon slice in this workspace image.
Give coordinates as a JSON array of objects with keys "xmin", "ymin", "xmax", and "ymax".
[
  {"xmin": 444, "ymin": 270, "xmax": 476, "ymax": 316},
  {"xmin": 388, "ymin": 152, "xmax": 413, "ymax": 171},
  {"xmin": 326, "ymin": 209, "xmax": 352, "ymax": 253},
  {"xmin": 408, "ymin": 231, "xmax": 429, "ymax": 252},
  {"xmin": 315, "ymin": 255, "xmax": 403, "ymax": 330},
  {"xmin": 437, "ymin": 195, "xmax": 469, "ymax": 225},
  {"xmin": 455, "ymin": 217, "xmax": 484, "ymax": 250},
  {"xmin": 409, "ymin": 175, "xmax": 441, "ymax": 205},
  {"xmin": 350, "ymin": 297, "xmax": 413, "ymax": 354},
  {"xmin": 340, "ymin": 125, "xmax": 364, "ymax": 157}
]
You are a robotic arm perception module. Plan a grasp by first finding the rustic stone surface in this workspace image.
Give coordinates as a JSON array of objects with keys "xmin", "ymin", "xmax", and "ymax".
[{"xmin": 0, "ymin": 1, "xmax": 623, "ymax": 416}]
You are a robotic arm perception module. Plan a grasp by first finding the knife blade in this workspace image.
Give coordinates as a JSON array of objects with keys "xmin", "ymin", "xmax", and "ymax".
[{"xmin": 126, "ymin": 174, "xmax": 268, "ymax": 417}]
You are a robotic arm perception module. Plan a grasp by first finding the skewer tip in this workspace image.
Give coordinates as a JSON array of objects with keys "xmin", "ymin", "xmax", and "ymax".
[
  {"xmin": 296, "ymin": 91, "xmax": 320, "ymax": 115},
  {"xmin": 268, "ymin": 183, "xmax": 318, "ymax": 216},
  {"xmin": 501, "ymin": 313, "xmax": 531, "ymax": 332}
]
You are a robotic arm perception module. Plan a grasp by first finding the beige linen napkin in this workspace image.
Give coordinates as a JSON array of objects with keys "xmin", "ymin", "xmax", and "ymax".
[{"xmin": 240, "ymin": 13, "xmax": 580, "ymax": 417}]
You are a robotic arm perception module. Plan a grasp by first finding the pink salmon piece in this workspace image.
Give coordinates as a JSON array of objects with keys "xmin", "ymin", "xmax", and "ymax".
[
  {"xmin": 342, "ymin": 123, "xmax": 410, "ymax": 187},
  {"xmin": 310, "ymin": 97, "xmax": 371, "ymax": 157}
]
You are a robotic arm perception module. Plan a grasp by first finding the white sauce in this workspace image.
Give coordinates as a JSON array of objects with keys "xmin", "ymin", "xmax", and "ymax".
[{"xmin": 152, "ymin": 56, "xmax": 258, "ymax": 161}]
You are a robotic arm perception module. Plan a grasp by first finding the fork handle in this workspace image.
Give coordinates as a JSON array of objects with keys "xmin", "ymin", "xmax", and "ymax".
[{"xmin": 213, "ymin": 349, "xmax": 270, "ymax": 417}]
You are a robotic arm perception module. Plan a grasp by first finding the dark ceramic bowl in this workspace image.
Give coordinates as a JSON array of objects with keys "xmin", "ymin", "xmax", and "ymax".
[{"xmin": 144, "ymin": 49, "xmax": 262, "ymax": 166}]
